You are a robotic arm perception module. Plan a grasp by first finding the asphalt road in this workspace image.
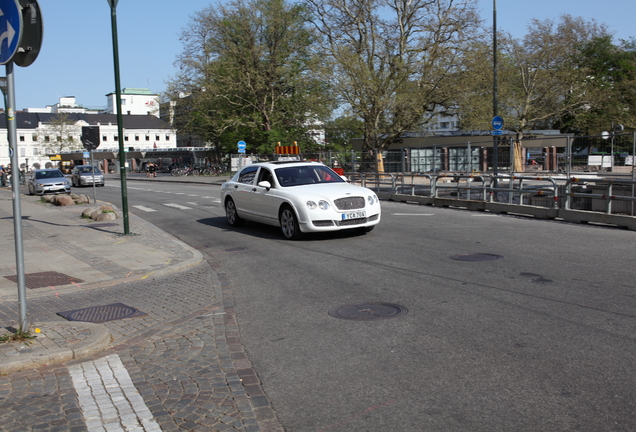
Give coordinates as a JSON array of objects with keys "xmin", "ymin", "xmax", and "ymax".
[{"xmin": 95, "ymin": 179, "xmax": 636, "ymax": 431}]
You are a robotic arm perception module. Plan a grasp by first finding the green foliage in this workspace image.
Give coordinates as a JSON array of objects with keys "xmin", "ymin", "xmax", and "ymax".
[
  {"xmin": 0, "ymin": 328, "xmax": 36, "ymax": 344},
  {"xmin": 165, "ymin": 0, "xmax": 334, "ymax": 154}
]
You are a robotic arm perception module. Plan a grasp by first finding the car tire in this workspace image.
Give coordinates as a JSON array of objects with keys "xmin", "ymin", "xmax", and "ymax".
[
  {"xmin": 225, "ymin": 198, "xmax": 244, "ymax": 227},
  {"xmin": 279, "ymin": 206, "xmax": 303, "ymax": 240},
  {"xmin": 28, "ymin": 185, "xmax": 33, "ymax": 196}
]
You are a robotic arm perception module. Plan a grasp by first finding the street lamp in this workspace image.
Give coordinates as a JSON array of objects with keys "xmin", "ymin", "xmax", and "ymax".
[{"xmin": 106, "ymin": 0, "xmax": 131, "ymax": 235}]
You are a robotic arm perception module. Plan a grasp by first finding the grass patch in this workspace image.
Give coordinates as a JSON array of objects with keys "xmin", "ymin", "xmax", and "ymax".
[{"xmin": 0, "ymin": 328, "xmax": 36, "ymax": 344}]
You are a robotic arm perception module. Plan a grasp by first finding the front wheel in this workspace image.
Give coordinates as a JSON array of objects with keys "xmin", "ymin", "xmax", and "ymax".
[
  {"xmin": 225, "ymin": 198, "xmax": 244, "ymax": 227},
  {"xmin": 279, "ymin": 206, "xmax": 303, "ymax": 240}
]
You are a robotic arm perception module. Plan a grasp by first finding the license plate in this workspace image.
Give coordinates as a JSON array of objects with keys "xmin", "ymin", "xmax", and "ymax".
[{"xmin": 342, "ymin": 211, "xmax": 366, "ymax": 220}]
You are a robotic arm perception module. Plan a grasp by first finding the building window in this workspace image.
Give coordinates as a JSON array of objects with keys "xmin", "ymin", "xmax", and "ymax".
[
  {"xmin": 102, "ymin": 135, "xmax": 107, "ymax": 142},
  {"xmin": 165, "ymin": 135, "xmax": 170, "ymax": 141},
  {"xmin": 33, "ymin": 148, "xmax": 39, "ymax": 156},
  {"xmin": 135, "ymin": 135, "xmax": 139, "ymax": 141},
  {"xmin": 19, "ymin": 135, "xmax": 24, "ymax": 142},
  {"xmin": 32, "ymin": 135, "xmax": 37, "ymax": 142},
  {"xmin": 44, "ymin": 136, "xmax": 50, "ymax": 142},
  {"xmin": 156, "ymin": 135, "xmax": 160, "ymax": 141},
  {"xmin": 20, "ymin": 148, "xmax": 25, "ymax": 157},
  {"xmin": 124, "ymin": 136, "xmax": 129, "ymax": 141},
  {"xmin": 114, "ymin": 136, "xmax": 118, "ymax": 142},
  {"xmin": 146, "ymin": 135, "xmax": 150, "ymax": 141}
]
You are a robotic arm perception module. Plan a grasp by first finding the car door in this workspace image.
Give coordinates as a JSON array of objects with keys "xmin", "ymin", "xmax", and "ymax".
[
  {"xmin": 249, "ymin": 167, "xmax": 284, "ymax": 224},
  {"xmin": 230, "ymin": 166, "xmax": 259, "ymax": 217}
]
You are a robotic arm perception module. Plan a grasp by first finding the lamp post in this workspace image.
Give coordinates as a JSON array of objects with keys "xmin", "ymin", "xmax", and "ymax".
[
  {"xmin": 107, "ymin": 0, "xmax": 131, "ymax": 235},
  {"xmin": 492, "ymin": 0, "xmax": 499, "ymax": 177}
]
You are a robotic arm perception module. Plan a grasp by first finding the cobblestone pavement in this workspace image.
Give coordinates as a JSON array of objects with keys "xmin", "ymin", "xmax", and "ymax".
[
  {"xmin": 0, "ymin": 261, "xmax": 282, "ymax": 432},
  {"xmin": 0, "ymin": 188, "xmax": 284, "ymax": 432}
]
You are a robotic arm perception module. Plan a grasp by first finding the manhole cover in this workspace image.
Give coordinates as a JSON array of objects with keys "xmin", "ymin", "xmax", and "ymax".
[
  {"xmin": 450, "ymin": 253, "xmax": 503, "ymax": 262},
  {"xmin": 328, "ymin": 302, "xmax": 408, "ymax": 320},
  {"xmin": 4, "ymin": 271, "xmax": 84, "ymax": 289},
  {"xmin": 57, "ymin": 303, "xmax": 147, "ymax": 323}
]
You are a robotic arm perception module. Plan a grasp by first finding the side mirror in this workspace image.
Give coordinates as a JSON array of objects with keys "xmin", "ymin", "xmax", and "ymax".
[{"xmin": 258, "ymin": 180, "xmax": 271, "ymax": 191}]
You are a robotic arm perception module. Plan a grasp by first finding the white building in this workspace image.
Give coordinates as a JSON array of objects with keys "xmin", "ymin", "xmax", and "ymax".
[
  {"xmin": 105, "ymin": 88, "xmax": 160, "ymax": 117},
  {"xmin": 0, "ymin": 92, "xmax": 175, "ymax": 170}
]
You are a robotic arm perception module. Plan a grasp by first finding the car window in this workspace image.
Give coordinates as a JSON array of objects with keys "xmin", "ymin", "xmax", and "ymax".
[
  {"xmin": 238, "ymin": 166, "xmax": 258, "ymax": 184},
  {"xmin": 257, "ymin": 168, "xmax": 275, "ymax": 187},
  {"xmin": 275, "ymin": 166, "xmax": 344, "ymax": 187}
]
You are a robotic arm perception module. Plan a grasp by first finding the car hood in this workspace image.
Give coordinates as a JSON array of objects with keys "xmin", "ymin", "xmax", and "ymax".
[
  {"xmin": 34, "ymin": 177, "xmax": 67, "ymax": 184},
  {"xmin": 283, "ymin": 182, "xmax": 374, "ymax": 200}
]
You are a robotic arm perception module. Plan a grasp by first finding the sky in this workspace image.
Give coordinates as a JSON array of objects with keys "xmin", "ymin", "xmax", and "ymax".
[{"xmin": 6, "ymin": 0, "xmax": 636, "ymax": 111}]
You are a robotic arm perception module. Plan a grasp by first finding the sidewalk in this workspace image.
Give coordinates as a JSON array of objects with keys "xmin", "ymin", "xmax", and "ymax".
[
  {"xmin": 0, "ymin": 177, "xmax": 283, "ymax": 432},
  {"xmin": 0, "ymin": 187, "xmax": 204, "ymax": 374}
]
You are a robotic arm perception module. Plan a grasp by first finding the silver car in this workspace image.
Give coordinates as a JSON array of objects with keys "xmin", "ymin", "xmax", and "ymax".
[
  {"xmin": 27, "ymin": 169, "xmax": 71, "ymax": 196},
  {"xmin": 71, "ymin": 165, "xmax": 105, "ymax": 187}
]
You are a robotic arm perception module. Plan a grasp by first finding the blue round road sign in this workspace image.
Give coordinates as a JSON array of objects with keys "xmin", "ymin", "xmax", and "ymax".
[
  {"xmin": 0, "ymin": 0, "xmax": 22, "ymax": 65},
  {"xmin": 237, "ymin": 140, "xmax": 246, "ymax": 150},
  {"xmin": 492, "ymin": 115, "xmax": 504, "ymax": 131}
]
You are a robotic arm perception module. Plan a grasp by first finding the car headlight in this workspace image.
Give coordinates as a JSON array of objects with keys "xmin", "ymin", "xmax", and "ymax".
[
  {"xmin": 307, "ymin": 200, "xmax": 330, "ymax": 210},
  {"xmin": 367, "ymin": 194, "xmax": 378, "ymax": 205}
]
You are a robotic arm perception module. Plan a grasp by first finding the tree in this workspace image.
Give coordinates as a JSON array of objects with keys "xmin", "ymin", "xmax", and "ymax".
[
  {"xmin": 556, "ymin": 36, "xmax": 636, "ymax": 134},
  {"xmin": 323, "ymin": 115, "xmax": 364, "ymax": 150},
  {"xmin": 305, "ymin": 0, "xmax": 480, "ymax": 153},
  {"xmin": 455, "ymin": 15, "xmax": 610, "ymax": 170},
  {"xmin": 36, "ymin": 113, "xmax": 82, "ymax": 154},
  {"xmin": 166, "ymin": 0, "xmax": 334, "ymax": 154}
]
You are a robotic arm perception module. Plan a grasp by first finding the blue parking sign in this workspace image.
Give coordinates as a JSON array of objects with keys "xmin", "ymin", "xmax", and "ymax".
[{"xmin": 0, "ymin": 0, "xmax": 22, "ymax": 65}]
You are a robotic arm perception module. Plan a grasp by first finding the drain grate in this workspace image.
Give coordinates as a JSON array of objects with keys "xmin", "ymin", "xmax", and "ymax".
[
  {"xmin": 450, "ymin": 253, "xmax": 503, "ymax": 262},
  {"xmin": 57, "ymin": 303, "xmax": 147, "ymax": 323},
  {"xmin": 4, "ymin": 271, "xmax": 84, "ymax": 289},
  {"xmin": 328, "ymin": 302, "xmax": 408, "ymax": 321}
]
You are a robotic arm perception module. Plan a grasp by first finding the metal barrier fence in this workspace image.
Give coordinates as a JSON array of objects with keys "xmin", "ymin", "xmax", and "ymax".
[{"xmin": 348, "ymin": 172, "xmax": 636, "ymax": 219}]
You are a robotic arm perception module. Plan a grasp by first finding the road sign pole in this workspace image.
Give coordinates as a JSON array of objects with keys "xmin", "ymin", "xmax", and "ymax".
[
  {"xmin": 5, "ymin": 62, "xmax": 28, "ymax": 332},
  {"xmin": 90, "ymin": 150, "xmax": 97, "ymax": 205}
]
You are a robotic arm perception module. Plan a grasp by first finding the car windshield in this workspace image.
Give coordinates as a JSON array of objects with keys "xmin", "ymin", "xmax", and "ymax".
[
  {"xmin": 274, "ymin": 165, "xmax": 345, "ymax": 187},
  {"xmin": 79, "ymin": 167, "xmax": 100, "ymax": 174},
  {"xmin": 35, "ymin": 170, "xmax": 64, "ymax": 179}
]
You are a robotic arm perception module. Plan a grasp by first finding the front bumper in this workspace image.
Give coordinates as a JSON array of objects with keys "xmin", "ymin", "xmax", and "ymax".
[
  {"xmin": 79, "ymin": 176, "xmax": 105, "ymax": 186},
  {"xmin": 33, "ymin": 184, "xmax": 71, "ymax": 195}
]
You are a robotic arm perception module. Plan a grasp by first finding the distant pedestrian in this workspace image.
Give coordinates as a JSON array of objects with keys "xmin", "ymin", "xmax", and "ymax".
[{"xmin": 148, "ymin": 162, "xmax": 156, "ymax": 178}]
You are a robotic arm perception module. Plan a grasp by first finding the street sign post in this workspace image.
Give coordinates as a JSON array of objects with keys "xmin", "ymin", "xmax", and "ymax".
[
  {"xmin": 237, "ymin": 141, "xmax": 247, "ymax": 168},
  {"xmin": 492, "ymin": 115, "xmax": 504, "ymax": 131},
  {"xmin": 0, "ymin": 0, "xmax": 22, "ymax": 65}
]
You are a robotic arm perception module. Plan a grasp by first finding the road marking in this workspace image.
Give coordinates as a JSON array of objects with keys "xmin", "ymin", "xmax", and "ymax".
[
  {"xmin": 164, "ymin": 203, "xmax": 192, "ymax": 210},
  {"xmin": 471, "ymin": 214, "xmax": 499, "ymax": 217},
  {"xmin": 132, "ymin": 205, "xmax": 157, "ymax": 212},
  {"xmin": 69, "ymin": 354, "xmax": 161, "ymax": 432},
  {"xmin": 186, "ymin": 202, "xmax": 199, "ymax": 206},
  {"xmin": 391, "ymin": 213, "xmax": 434, "ymax": 216}
]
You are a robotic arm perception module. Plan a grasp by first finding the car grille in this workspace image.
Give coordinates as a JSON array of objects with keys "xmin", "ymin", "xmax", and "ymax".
[{"xmin": 334, "ymin": 196, "xmax": 365, "ymax": 210}]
